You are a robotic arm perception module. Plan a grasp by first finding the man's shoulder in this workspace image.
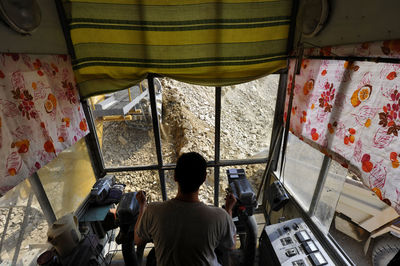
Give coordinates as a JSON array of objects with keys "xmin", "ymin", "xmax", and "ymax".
[
  {"xmin": 198, "ymin": 204, "xmax": 231, "ymax": 219},
  {"xmin": 146, "ymin": 200, "xmax": 229, "ymax": 219}
]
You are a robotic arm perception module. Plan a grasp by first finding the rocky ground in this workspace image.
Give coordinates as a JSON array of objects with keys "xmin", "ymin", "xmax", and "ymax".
[
  {"xmin": 0, "ymin": 182, "xmax": 50, "ymax": 265},
  {"xmin": 102, "ymin": 75, "xmax": 279, "ymax": 204}
]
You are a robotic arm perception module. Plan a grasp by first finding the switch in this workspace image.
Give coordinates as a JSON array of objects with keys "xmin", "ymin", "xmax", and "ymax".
[
  {"xmin": 292, "ymin": 260, "xmax": 306, "ymax": 266},
  {"xmin": 280, "ymin": 237, "xmax": 293, "ymax": 246},
  {"xmin": 285, "ymin": 248, "xmax": 297, "ymax": 257},
  {"xmin": 292, "ymin": 223, "xmax": 299, "ymax": 230}
]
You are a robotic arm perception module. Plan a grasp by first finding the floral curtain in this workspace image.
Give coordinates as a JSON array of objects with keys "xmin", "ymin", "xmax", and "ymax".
[
  {"xmin": 286, "ymin": 40, "xmax": 400, "ymax": 213},
  {"xmin": 0, "ymin": 53, "xmax": 89, "ymax": 196}
]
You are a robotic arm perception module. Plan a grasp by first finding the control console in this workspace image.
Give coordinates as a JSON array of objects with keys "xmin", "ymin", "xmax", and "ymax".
[{"xmin": 259, "ymin": 218, "xmax": 334, "ymax": 266}]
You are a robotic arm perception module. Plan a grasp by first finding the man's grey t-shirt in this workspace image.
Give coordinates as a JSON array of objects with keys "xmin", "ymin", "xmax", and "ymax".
[{"xmin": 136, "ymin": 199, "xmax": 236, "ymax": 266}]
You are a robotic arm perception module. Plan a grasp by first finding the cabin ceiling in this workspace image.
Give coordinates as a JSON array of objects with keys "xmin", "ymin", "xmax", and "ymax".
[
  {"xmin": 0, "ymin": 0, "xmax": 67, "ymax": 55},
  {"xmin": 1, "ymin": 0, "xmax": 400, "ymax": 58},
  {"xmin": 296, "ymin": 0, "xmax": 400, "ymax": 49}
]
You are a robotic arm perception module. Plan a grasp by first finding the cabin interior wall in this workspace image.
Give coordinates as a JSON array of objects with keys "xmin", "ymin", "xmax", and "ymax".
[
  {"xmin": 296, "ymin": 0, "xmax": 400, "ymax": 49},
  {"xmin": 0, "ymin": 0, "xmax": 67, "ymax": 54}
]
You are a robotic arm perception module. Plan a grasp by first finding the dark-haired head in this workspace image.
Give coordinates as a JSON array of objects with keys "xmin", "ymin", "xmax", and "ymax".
[{"xmin": 174, "ymin": 152, "xmax": 207, "ymax": 193}]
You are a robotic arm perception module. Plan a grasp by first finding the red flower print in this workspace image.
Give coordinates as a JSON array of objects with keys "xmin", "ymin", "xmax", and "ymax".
[
  {"xmin": 387, "ymin": 71, "xmax": 397, "ymax": 80},
  {"xmin": 361, "ymin": 153, "xmax": 373, "ymax": 173},
  {"xmin": 44, "ymin": 140, "xmax": 55, "ymax": 153},
  {"xmin": 378, "ymin": 89, "xmax": 400, "ymax": 136},
  {"xmin": 318, "ymin": 82, "xmax": 335, "ymax": 112},
  {"xmin": 311, "ymin": 128, "xmax": 319, "ymax": 141}
]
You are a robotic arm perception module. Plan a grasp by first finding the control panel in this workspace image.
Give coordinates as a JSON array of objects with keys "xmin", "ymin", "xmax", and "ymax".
[{"xmin": 259, "ymin": 218, "xmax": 334, "ymax": 266}]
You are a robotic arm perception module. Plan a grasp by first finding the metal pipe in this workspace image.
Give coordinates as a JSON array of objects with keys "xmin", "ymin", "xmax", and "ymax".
[
  {"xmin": 54, "ymin": 0, "xmax": 76, "ymax": 59},
  {"xmin": 262, "ymin": 73, "xmax": 288, "ymax": 208},
  {"xmin": 12, "ymin": 192, "xmax": 33, "ymax": 265},
  {"xmin": 286, "ymin": 0, "xmax": 300, "ymax": 53},
  {"xmin": 308, "ymin": 155, "xmax": 332, "ymax": 216},
  {"xmin": 214, "ymin": 87, "xmax": 222, "ymax": 206},
  {"xmin": 28, "ymin": 173, "xmax": 57, "ymax": 224},
  {"xmin": 256, "ymin": 126, "xmax": 283, "ymax": 203},
  {"xmin": 128, "ymin": 87, "xmax": 132, "ymax": 102},
  {"xmin": 82, "ymin": 100, "xmax": 106, "ymax": 179},
  {"xmin": 279, "ymin": 48, "xmax": 302, "ymax": 177},
  {"xmin": 105, "ymin": 157, "xmax": 269, "ymax": 173},
  {"xmin": 292, "ymin": 54, "xmax": 400, "ymax": 64},
  {"xmin": 148, "ymin": 75, "xmax": 167, "ymax": 201}
]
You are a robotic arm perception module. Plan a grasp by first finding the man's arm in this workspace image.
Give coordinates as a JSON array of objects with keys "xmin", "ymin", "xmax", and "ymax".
[
  {"xmin": 224, "ymin": 192, "xmax": 237, "ymax": 249},
  {"xmin": 224, "ymin": 192, "xmax": 236, "ymax": 217},
  {"xmin": 134, "ymin": 191, "xmax": 147, "ymax": 246}
]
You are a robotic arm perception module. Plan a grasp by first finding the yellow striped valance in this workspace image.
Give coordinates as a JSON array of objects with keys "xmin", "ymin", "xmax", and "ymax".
[{"xmin": 63, "ymin": 0, "xmax": 293, "ymax": 98}]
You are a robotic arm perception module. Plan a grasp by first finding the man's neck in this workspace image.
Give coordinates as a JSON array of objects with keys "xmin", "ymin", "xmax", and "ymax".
[{"xmin": 175, "ymin": 191, "xmax": 200, "ymax": 202}]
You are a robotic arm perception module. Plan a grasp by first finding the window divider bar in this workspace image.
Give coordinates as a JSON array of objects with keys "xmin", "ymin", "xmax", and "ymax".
[
  {"xmin": 148, "ymin": 75, "xmax": 167, "ymax": 201},
  {"xmin": 214, "ymin": 87, "xmax": 222, "ymax": 206},
  {"xmin": 104, "ymin": 157, "xmax": 269, "ymax": 173},
  {"xmin": 256, "ymin": 125, "xmax": 283, "ymax": 203},
  {"xmin": 308, "ymin": 155, "xmax": 332, "ymax": 216},
  {"xmin": 28, "ymin": 173, "xmax": 57, "ymax": 225},
  {"xmin": 82, "ymin": 100, "xmax": 106, "ymax": 179}
]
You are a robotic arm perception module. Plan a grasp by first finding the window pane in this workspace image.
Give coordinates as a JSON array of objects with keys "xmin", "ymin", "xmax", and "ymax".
[
  {"xmin": 221, "ymin": 75, "xmax": 279, "ymax": 160},
  {"xmin": 313, "ymin": 160, "xmax": 347, "ymax": 233},
  {"xmin": 328, "ymin": 175, "xmax": 389, "ymax": 266},
  {"xmin": 160, "ymin": 78, "xmax": 215, "ymax": 162},
  {"xmin": 113, "ymin": 170, "xmax": 162, "ymax": 202},
  {"xmin": 219, "ymin": 164, "xmax": 265, "ymax": 207},
  {"xmin": 88, "ymin": 80, "xmax": 158, "ymax": 167},
  {"xmin": 281, "ymin": 133, "xmax": 325, "ymax": 211},
  {"xmin": 165, "ymin": 170, "xmax": 178, "ymax": 200},
  {"xmin": 38, "ymin": 138, "xmax": 96, "ymax": 218},
  {"xmin": 0, "ymin": 179, "xmax": 49, "ymax": 265},
  {"xmin": 165, "ymin": 168, "xmax": 215, "ymax": 205}
]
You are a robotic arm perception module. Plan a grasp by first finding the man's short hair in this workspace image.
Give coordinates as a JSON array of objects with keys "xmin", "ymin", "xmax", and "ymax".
[{"xmin": 175, "ymin": 152, "xmax": 207, "ymax": 193}]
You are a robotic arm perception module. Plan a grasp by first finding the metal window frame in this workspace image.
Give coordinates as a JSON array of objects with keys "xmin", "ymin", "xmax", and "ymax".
[{"xmin": 96, "ymin": 78, "xmax": 272, "ymax": 207}]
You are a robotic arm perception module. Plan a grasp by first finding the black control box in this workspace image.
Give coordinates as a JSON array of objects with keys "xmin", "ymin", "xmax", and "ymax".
[
  {"xmin": 90, "ymin": 175, "xmax": 114, "ymax": 204},
  {"xmin": 269, "ymin": 180, "xmax": 289, "ymax": 211},
  {"xmin": 226, "ymin": 168, "xmax": 257, "ymax": 216}
]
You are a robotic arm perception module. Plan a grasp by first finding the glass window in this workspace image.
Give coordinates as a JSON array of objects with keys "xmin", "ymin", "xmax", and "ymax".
[
  {"xmin": 113, "ymin": 170, "xmax": 162, "ymax": 202},
  {"xmin": 221, "ymin": 75, "xmax": 279, "ymax": 160},
  {"xmin": 0, "ymin": 179, "xmax": 49, "ymax": 265},
  {"xmin": 313, "ymin": 160, "xmax": 347, "ymax": 233},
  {"xmin": 279, "ymin": 133, "xmax": 325, "ymax": 211},
  {"xmin": 165, "ymin": 170, "xmax": 178, "ymax": 201},
  {"xmin": 219, "ymin": 164, "xmax": 266, "ymax": 207},
  {"xmin": 88, "ymin": 80, "xmax": 158, "ymax": 168},
  {"xmin": 159, "ymin": 78, "xmax": 216, "ymax": 163},
  {"xmin": 38, "ymin": 138, "xmax": 96, "ymax": 219},
  {"xmin": 165, "ymin": 168, "xmax": 215, "ymax": 205},
  {"xmin": 327, "ymin": 173, "xmax": 390, "ymax": 266}
]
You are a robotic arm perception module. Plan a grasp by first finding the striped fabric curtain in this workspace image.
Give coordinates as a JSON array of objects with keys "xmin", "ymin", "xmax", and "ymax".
[{"xmin": 63, "ymin": 0, "xmax": 292, "ymax": 98}]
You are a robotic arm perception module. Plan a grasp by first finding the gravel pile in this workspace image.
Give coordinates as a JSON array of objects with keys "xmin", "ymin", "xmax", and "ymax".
[
  {"xmin": 0, "ymin": 192, "xmax": 49, "ymax": 265},
  {"xmin": 104, "ymin": 75, "xmax": 279, "ymax": 204}
]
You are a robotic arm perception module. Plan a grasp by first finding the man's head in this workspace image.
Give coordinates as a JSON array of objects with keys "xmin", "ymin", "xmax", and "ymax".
[{"xmin": 175, "ymin": 152, "xmax": 207, "ymax": 194}]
